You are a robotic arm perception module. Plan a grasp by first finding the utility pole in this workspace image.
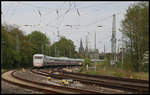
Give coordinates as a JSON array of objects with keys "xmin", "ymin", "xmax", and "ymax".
[
  {"xmin": 1, "ymin": 40, "xmax": 4, "ymax": 69},
  {"xmin": 1, "ymin": 41, "xmax": 2, "ymax": 69},
  {"xmin": 104, "ymin": 44, "xmax": 105, "ymax": 58},
  {"xmin": 94, "ymin": 32, "xmax": 96, "ymax": 71},
  {"xmin": 42, "ymin": 45, "xmax": 44, "ymax": 54},
  {"xmin": 117, "ymin": 45, "xmax": 119, "ymax": 62},
  {"xmin": 104, "ymin": 44, "xmax": 106, "ymax": 71},
  {"xmin": 104, "ymin": 44, "xmax": 105, "ymax": 61},
  {"xmin": 121, "ymin": 33, "xmax": 124, "ymax": 69},
  {"xmin": 95, "ymin": 32, "xmax": 96, "ymax": 52},
  {"xmin": 70, "ymin": 46, "xmax": 71, "ymax": 58},
  {"xmin": 16, "ymin": 34, "xmax": 20, "ymax": 68},
  {"xmin": 54, "ymin": 45, "xmax": 56, "ymax": 57},
  {"xmin": 85, "ymin": 35, "xmax": 88, "ymax": 57},
  {"xmin": 58, "ymin": 49, "xmax": 59, "ymax": 57},
  {"xmin": 111, "ymin": 14, "xmax": 116, "ymax": 65},
  {"xmin": 56, "ymin": 9, "xmax": 60, "ymax": 41}
]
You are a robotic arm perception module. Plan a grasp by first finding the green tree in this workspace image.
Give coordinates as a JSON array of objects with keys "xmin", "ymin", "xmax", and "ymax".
[
  {"xmin": 2, "ymin": 25, "xmax": 16, "ymax": 68},
  {"xmin": 1, "ymin": 24, "xmax": 33, "ymax": 68},
  {"xmin": 27, "ymin": 31, "xmax": 50, "ymax": 55},
  {"xmin": 120, "ymin": 2, "xmax": 149, "ymax": 72},
  {"xmin": 50, "ymin": 36, "xmax": 76, "ymax": 58},
  {"xmin": 141, "ymin": 50, "xmax": 149, "ymax": 72}
]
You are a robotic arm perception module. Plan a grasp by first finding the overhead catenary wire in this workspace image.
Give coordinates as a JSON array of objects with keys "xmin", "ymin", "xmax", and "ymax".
[
  {"xmin": 76, "ymin": 2, "xmax": 129, "ymax": 10},
  {"xmin": 2, "ymin": 2, "xmax": 125, "ymax": 44},
  {"xmin": 70, "ymin": 11, "xmax": 123, "ymax": 28},
  {"xmin": 7, "ymin": 2, "xmax": 121, "ymax": 28}
]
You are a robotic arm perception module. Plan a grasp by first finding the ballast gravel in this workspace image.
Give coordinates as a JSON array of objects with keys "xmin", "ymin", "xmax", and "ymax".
[{"xmin": 1, "ymin": 80, "xmax": 43, "ymax": 94}]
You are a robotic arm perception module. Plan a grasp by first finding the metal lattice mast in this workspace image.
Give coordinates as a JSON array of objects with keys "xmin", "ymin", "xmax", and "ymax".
[
  {"xmin": 86, "ymin": 35, "xmax": 88, "ymax": 50},
  {"xmin": 111, "ymin": 14, "xmax": 116, "ymax": 63},
  {"xmin": 94, "ymin": 32, "xmax": 96, "ymax": 59},
  {"xmin": 56, "ymin": 9, "xmax": 60, "ymax": 41},
  {"xmin": 85, "ymin": 35, "xmax": 88, "ymax": 57},
  {"xmin": 95, "ymin": 32, "xmax": 96, "ymax": 51}
]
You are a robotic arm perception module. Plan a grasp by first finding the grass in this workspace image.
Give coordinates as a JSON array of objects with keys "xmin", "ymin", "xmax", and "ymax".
[
  {"xmin": 132, "ymin": 72, "xmax": 149, "ymax": 80},
  {"xmin": 79, "ymin": 62, "xmax": 149, "ymax": 80},
  {"xmin": 1, "ymin": 69, "xmax": 7, "ymax": 73}
]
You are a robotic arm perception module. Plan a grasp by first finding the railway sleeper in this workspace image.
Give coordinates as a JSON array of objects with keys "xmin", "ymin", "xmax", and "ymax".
[{"xmin": 37, "ymin": 70, "xmax": 148, "ymax": 94}]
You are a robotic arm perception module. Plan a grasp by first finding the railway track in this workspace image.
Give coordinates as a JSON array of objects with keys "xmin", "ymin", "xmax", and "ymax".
[
  {"xmin": 36, "ymin": 69, "xmax": 149, "ymax": 94},
  {"xmin": 2, "ymin": 70, "xmax": 105, "ymax": 94},
  {"xmin": 2, "ymin": 70, "xmax": 57, "ymax": 94},
  {"xmin": 30, "ymin": 69, "xmax": 106, "ymax": 94},
  {"xmin": 62, "ymin": 70, "xmax": 149, "ymax": 84},
  {"xmin": 61, "ymin": 71, "xmax": 149, "ymax": 93}
]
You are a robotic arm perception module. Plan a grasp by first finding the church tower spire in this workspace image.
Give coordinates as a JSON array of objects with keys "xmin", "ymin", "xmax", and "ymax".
[{"xmin": 79, "ymin": 38, "xmax": 84, "ymax": 54}]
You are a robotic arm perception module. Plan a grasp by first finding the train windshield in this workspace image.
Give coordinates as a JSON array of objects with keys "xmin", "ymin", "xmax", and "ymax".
[{"xmin": 34, "ymin": 56, "xmax": 43, "ymax": 59}]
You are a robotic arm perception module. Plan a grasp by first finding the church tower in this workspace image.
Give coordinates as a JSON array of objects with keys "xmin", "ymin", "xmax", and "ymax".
[{"xmin": 79, "ymin": 38, "xmax": 84, "ymax": 54}]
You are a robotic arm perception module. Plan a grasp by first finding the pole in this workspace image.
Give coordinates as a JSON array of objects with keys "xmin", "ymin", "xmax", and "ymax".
[
  {"xmin": 54, "ymin": 45, "xmax": 56, "ymax": 57},
  {"xmin": 121, "ymin": 33, "xmax": 123, "ymax": 69},
  {"xmin": 16, "ymin": 34, "xmax": 20, "ymax": 68},
  {"xmin": 1, "ymin": 40, "xmax": 4, "ymax": 69},
  {"xmin": 111, "ymin": 14, "xmax": 116, "ymax": 65},
  {"xmin": 95, "ymin": 32, "xmax": 96, "ymax": 52},
  {"xmin": 94, "ymin": 32, "xmax": 96, "ymax": 71},
  {"xmin": 104, "ymin": 44, "xmax": 106, "ymax": 71},
  {"xmin": 1, "ymin": 42, "xmax": 2, "ymax": 69},
  {"xmin": 42, "ymin": 45, "xmax": 44, "ymax": 54},
  {"xmin": 104, "ymin": 44, "xmax": 105, "ymax": 59}
]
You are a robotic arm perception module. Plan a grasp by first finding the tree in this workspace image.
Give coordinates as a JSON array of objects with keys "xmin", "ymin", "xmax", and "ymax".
[
  {"xmin": 50, "ymin": 36, "xmax": 76, "ymax": 58},
  {"xmin": 1, "ymin": 24, "xmax": 34, "ymax": 68},
  {"xmin": 27, "ymin": 31, "xmax": 50, "ymax": 55},
  {"xmin": 120, "ymin": 2, "xmax": 149, "ymax": 72},
  {"xmin": 141, "ymin": 50, "xmax": 149, "ymax": 72},
  {"xmin": 1, "ymin": 25, "xmax": 16, "ymax": 68},
  {"xmin": 1, "ymin": 24, "xmax": 52, "ymax": 68}
]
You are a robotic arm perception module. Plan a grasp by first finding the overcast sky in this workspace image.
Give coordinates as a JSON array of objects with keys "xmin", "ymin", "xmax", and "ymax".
[{"xmin": 2, "ymin": 1, "xmax": 137, "ymax": 53}]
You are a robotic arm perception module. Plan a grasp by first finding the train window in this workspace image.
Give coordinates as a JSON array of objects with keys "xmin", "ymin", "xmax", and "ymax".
[{"xmin": 34, "ymin": 56, "xmax": 43, "ymax": 59}]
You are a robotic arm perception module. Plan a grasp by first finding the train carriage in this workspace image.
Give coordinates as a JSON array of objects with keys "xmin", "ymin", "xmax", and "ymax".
[{"xmin": 33, "ymin": 54, "xmax": 104, "ymax": 68}]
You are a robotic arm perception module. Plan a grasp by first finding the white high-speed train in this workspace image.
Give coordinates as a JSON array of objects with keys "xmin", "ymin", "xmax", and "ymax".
[{"xmin": 33, "ymin": 54, "xmax": 104, "ymax": 67}]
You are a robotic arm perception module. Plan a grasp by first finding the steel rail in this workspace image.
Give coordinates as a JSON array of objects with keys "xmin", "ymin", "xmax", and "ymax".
[
  {"xmin": 15, "ymin": 69, "xmax": 105, "ymax": 94},
  {"xmin": 2, "ymin": 70, "xmax": 58, "ymax": 94},
  {"xmin": 63, "ymin": 71, "xmax": 149, "ymax": 84},
  {"xmin": 37, "ymin": 69, "xmax": 149, "ymax": 94}
]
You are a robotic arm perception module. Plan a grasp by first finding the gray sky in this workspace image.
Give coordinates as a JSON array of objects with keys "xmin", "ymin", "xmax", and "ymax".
[{"xmin": 2, "ymin": 1, "xmax": 136, "ymax": 53}]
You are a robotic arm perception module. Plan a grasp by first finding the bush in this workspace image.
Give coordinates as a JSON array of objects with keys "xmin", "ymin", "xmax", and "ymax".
[
  {"xmin": 83, "ymin": 58, "xmax": 92, "ymax": 67},
  {"xmin": 79, "ymin": 58, "xmax": 92, "ymax": 72},
  {"xmin": 113, "ymin": 72, "xmax": 122, "ymax": 77},
  {"xmin": 115, "ymin": 61, "xmax": 122, "ymax": 68}
]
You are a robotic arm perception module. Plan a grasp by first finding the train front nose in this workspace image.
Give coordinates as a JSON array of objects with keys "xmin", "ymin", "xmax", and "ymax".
[{"xmin": 34, "ymin": 62, "xmax": 43, "ymax": 67}]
